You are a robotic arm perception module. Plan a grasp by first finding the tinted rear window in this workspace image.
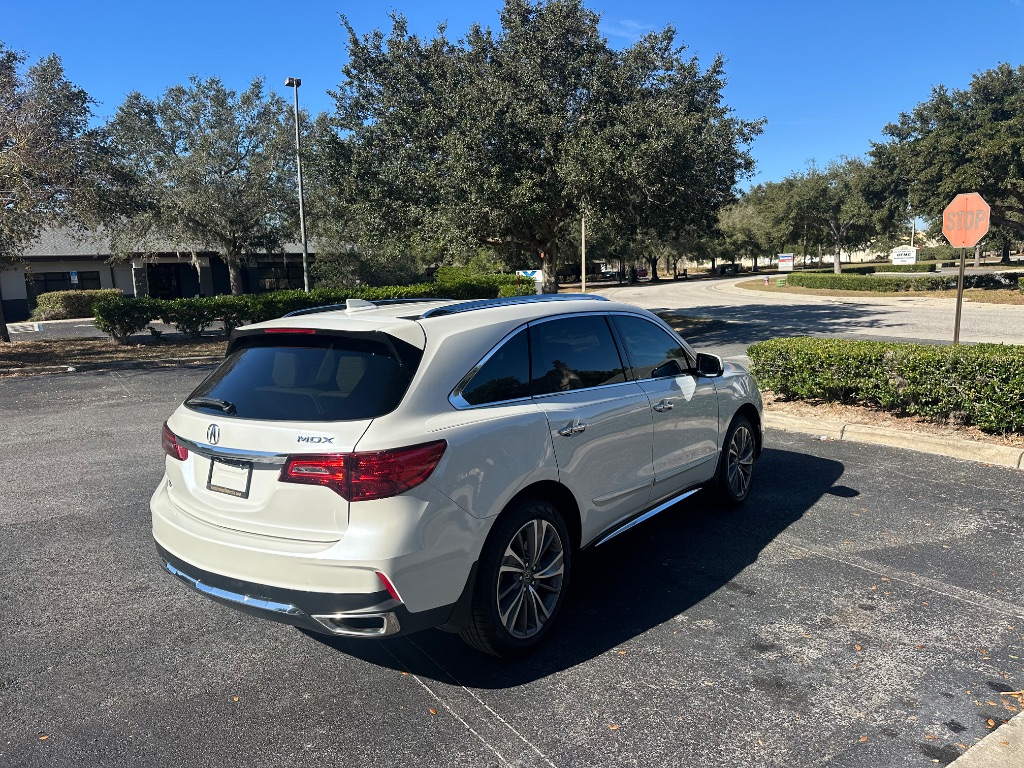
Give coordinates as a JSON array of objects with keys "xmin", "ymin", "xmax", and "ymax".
[{"xmin": 187, "ymin": 336, "xmax": 410, "ymax": 421}]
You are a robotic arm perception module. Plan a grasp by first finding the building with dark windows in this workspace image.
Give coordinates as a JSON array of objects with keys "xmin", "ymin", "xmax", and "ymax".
[{"xmin": 0, "ymin": 228, "xmax": 313, "ymax": 321}]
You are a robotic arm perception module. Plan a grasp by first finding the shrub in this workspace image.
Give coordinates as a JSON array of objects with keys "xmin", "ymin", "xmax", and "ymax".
[
  {"xmin": 787, "ymin": 272, "xmax": 1022, "ymax": 292},
  {"xmin": 93, "ymin": 297, "xmax": 162, "ymax": 345},
  {"xmin": 873, "ymin": 263, "xmax": 936, "ymax": 273},
  {"xmin": 748, "ymin": 337, "xmax": 1024, "ymax": 434},
  {"xmin": 160, "ymin": 297, "xmax": 219, "ymax": 338},
  {"xmin": 30, "ymin": 289, "xmax": 122, "ymax": 320},
  {"xmin": 208, "ymin": 295, "xmax": 251, "ymax": 334},
  {"xmin": 1019, "ymin": 276, "xmax": 1023, "ymax": 294}
]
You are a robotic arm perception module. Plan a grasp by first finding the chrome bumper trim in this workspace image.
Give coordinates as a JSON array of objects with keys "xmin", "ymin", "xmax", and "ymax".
[{"xmin": 164, "ymin": 560, "xmax": 304, "ymax": 617}]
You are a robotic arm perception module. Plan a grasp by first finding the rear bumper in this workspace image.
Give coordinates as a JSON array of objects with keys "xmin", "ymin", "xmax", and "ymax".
[{"xmin": 157, "ymin": 543, "xmax": 455, "ymax": 638}]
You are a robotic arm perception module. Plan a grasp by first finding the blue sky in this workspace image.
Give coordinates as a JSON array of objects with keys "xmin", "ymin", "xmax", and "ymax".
[{"xmin": 4, "ymin": 0, "xmax": 1023, "ymax": 186}]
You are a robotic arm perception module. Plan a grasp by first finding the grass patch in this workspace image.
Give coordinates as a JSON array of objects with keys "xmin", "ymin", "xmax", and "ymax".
[
  {"xmin": 737, "ymin": 279, "xmax": 1024, "ymax": 305},
  {"xmin": 0, "ymin": 336, "xmax": 227, "ymax": 370}
]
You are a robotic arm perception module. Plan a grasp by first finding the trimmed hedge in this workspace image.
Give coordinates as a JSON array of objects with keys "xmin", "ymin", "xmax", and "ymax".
[
  {"xmin": 873, "ymin": 263, "xmax": 936, "ymax": 273},
  {"xmin": 93, "ymin": 297, "xmax": 163, "ymax": 345},
  {"xmin": 91, "ymin": 272, "xmax": 534, "ymax": 343},
  {"xmin": 748, "ymin": 337, "xmax": 1024, "ymax": 434},
  {"xmin": 30, "ymin": 289, "xmax": 122, "ymax": 320},
  {"xmin": 787, "ymin": 271, "xmax": 1022, "ymax": 292}
]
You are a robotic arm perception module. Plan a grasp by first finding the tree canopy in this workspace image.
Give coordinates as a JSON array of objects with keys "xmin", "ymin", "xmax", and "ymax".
[
  {"xmin": 318, "ymin": 0, "xmax": 762, "ymax": 291},
  {"xmin": 104, "ymin": 76, "xmax": 297, "ymax": 294},
  {"xmin": 871, "ymin": 63, "xmax": 1024, "ymax": 243},
  {"xmin": 0, "ymin": 42, "xmax": 101, "ymax": 340}
]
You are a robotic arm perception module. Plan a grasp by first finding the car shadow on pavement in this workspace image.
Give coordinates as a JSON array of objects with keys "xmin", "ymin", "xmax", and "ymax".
[{"xmin": 305, "ymin": 446, "xmax": 846, "ymax": 685}]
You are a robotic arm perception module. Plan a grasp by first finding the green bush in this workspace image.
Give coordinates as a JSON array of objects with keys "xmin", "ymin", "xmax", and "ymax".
[
  {"xmin": 160, "ymin": 298, "xmax": 219, "ymax": 338},
  {"xmin": 806, "ymin": 266, "xmax": 877, "ymax": 275},
  {"xmin": 1018, "ymin": 276, "xmax": 1023, "ymax": 294},
  {"xmin": 873, "ymin": 263, "xmax": 936, "ymax": 273},
  {"xmin": 93, "ymin": 297, "xmax": 162, "ymax": 345},
  {"xmin": 748, "ymin": 337, "xmax": 1024, "ymax": 434},
  {"xmin": 30, "ymin": 289, "xmax": 122, "ymax": 320},
  {"xmin": 787, "ymin": 272, "xmax": 1022, "ymax": 292},
  {"xmin": 208, "ymin": 295, "xmax": 251, "ymax": 335}
]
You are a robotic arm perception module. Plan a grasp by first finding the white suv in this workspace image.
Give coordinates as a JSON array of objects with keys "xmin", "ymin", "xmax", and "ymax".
[{"xmin": 153, "ymin": 294, "xmax": 762, "ymax": 657}]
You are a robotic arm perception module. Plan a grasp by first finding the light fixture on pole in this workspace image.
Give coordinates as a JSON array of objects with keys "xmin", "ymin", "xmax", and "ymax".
[{"xmin": 285, "ymin": 76, "xmax": 310, "ymax": 292}]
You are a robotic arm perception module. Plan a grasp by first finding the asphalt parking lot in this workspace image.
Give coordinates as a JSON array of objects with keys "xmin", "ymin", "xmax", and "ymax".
[{"xmin": 2, "ymin": 367, "xmax": 1023, "ymax": 767}]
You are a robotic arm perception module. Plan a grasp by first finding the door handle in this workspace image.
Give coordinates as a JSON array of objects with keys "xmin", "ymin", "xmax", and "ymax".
[
  {"xmin": 653, "ymin": 399, "xmax": 674, "ymax": 413},
  {"xmin": 557, "ymin": 422, "xmax": 588, "ymax": 437}
]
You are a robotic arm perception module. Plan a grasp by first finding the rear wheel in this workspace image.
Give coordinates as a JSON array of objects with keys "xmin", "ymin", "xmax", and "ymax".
[
  {"xmin": 712, "ymin": 415, "xmax": 756, "ymax": 506},
  {"xmin": 460, "ymin": 497, "xmax": 571, "ymax": 658}
]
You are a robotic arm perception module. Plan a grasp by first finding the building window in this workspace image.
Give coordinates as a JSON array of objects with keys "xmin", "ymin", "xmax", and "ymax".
[
  {"xmin": 255, "ymin": 260, "xmax": 304, "ymax": 292},
  {"xmin": 33, "ymin": 271, "xmax": 101, "ymax": 293}
]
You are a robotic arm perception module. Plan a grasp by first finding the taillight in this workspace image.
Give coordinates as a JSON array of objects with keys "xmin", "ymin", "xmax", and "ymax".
[
  {"xmin": 280, "ymin": 440, "xmax": 447, "ymax": 502},
  {"xmin": 162, "ymin": 422, "xmax": 188, "ymax": 461}
]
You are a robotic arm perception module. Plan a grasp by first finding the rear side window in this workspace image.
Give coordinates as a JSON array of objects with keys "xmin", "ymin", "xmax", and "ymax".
[
  {"xmin": 460, "ymin": 328, "xmax": 530, "ymax": 406},
  {"xmin": 529, "ymin": 316, "xmax": 626, "ymax": 395},
  {"xmin": 186, "ymin": 336, "xmax": 410, "ymax": 421}
]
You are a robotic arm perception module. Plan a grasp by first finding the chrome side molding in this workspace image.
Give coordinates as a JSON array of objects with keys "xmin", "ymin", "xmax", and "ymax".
[{"xmin": 595, "ymin": 487, "xmax": 702, "ymax": 547}]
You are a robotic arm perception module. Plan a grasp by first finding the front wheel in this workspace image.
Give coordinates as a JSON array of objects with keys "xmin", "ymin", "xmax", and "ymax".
[
  {"xmin": 712, "ymin": 415, "xmax": 756, "ymax": 506},
  {"xmin": 460, "ymin": 497, "xmax": 571, "ymax": 658}
]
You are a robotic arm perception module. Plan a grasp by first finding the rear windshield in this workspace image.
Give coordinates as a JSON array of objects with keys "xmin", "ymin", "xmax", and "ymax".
[{"xmin": 186, "ymin": 335, "xmax": 413, "ymax": 422}]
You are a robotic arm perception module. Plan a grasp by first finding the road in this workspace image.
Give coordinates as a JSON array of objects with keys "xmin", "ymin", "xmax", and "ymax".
[
  {"xmin": 595, "ymin": 277, "xmax": 1024, "ymax": 364},
  {"xmin": 2, "ymin": 367, "xmax": 1023, "ymax": 768}
]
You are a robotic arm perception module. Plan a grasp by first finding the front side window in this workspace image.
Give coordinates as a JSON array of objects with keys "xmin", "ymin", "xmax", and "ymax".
[
  {"xmin": 612, "ymin": 315, "xmax": 692, "ymax": 379},
  {"xmin": 460, "ymin": 328, "xmax": 531, "ymax": 406},
  {"xmin": 529, "ymin": 315, "xmax": 625, "ymax": 395}
]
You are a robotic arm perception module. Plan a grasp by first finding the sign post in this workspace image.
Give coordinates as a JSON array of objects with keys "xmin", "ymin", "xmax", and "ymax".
[{"xmin": 941, "ymin": 192, "xmax": 990, "ymax": 345}]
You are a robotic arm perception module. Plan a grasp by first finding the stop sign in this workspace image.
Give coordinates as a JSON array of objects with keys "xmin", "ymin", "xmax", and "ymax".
[{"xmin": 942, "ymin": 192, "xmax": 990, "ymax": 248}]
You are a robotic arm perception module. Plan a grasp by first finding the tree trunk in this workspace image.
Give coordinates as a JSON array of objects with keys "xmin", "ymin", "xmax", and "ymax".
[
  {"xmin": 833, "ymin": 243, "xmax": 843, "ymax": 274},
  {"xmin": 0, "ymin": 281, "xmax": 11, "ymax": 343},
  {"xmin": 999, "ymin": 242, "xmax": 1011, "ymax": 265},
  {"xmin": 226, "ymin": 252, "xmax": 245, "ymax": 296},
  {"xmin": 646, "ymin": 256, "xmax": 659, "ymax": 282},
  {"xmin": 541, "ymin": 244, "xmax": 558, "ymax": 294}
]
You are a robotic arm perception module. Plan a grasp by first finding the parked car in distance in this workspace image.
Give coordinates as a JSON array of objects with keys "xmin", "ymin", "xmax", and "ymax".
[{"xmin": 153, "ymin": 294, "xmax": 763, "ymax": 657}]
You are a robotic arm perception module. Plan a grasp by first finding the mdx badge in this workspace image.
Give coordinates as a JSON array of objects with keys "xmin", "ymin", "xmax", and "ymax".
[
  {"xmin": 297, "ymin": 435, "xmax": 334, "ymax": 444},
  {"xmin": 207, "ymin": 424, "xmax": 220, "ymax": 445}
]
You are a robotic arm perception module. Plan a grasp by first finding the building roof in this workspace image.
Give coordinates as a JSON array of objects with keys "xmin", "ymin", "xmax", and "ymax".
[{"xmin": 20, "ymin": 227, "xmax": 314, "ymax": 258}]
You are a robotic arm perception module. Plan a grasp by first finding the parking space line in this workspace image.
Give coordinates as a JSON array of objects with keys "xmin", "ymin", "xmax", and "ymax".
[
  {"xmin": 776, "ymin": 533, "xmax": 1024, "ymax": 619},
  {"xmin": 407, "ymin": 637, "xmax": 559, "ymax": 768},
  {"xmin": 379, "ymin": 642, "xmax": 512, "ymax": 766}
]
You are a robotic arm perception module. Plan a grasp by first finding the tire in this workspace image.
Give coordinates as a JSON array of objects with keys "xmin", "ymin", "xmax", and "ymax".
[
  {"xmin": 460, "ymin": 497, "xmax": 572, "ymax": 658},
  {"xmin": 711, "ymin": 414, "xmax": 756, "ymax": 506}
]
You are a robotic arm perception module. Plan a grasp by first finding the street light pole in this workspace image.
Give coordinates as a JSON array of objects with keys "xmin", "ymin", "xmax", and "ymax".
[{"xmin": 285, "ymin": 77, "xmax": 310, "ymax": 292}]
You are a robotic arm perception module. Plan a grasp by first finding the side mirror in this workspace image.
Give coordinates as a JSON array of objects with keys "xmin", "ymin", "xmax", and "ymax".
[{"xmin": 694, "ymin": 352, "xmax": 724, "ymax": 377}]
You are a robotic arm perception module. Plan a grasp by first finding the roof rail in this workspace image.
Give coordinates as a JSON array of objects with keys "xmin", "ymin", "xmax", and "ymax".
[
  {"xmin": 282, "ymin": 298, "xmax": 445, "ymax": 318},
  {"xmin": 419, "ymin": 293, "xmax": 608, "ymax": 318}
]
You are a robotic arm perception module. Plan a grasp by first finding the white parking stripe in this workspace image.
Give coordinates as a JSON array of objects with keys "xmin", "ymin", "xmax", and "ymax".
[{"xmin": 7, "ymin": 322, "xmax": 40, "ymax": 333}]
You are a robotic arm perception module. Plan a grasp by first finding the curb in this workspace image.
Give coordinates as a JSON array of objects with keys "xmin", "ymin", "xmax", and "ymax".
[
  {"xmin": 764, "ymin": 412, "xmax": 1024, "ymax": 471},
  {"xmin": 947, "ymin": 711, "xmax": 1024, "ymax": 767},
  {"xmin": 0, "ymin": 356, "xmax": 222, "ymax": 376}
]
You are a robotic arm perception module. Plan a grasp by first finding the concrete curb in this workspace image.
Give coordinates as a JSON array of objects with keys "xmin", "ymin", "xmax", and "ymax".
[
  {"xmin": 0, "ymin": 356, "xmax": 222, "ymax": 376},
  {"xmin": 764, "ymin": 412, "xmax": 1024, "ymax": 471},
  {"xmin": 947, "ymin": 711, "xmax": 1024, "ymax": 767}
]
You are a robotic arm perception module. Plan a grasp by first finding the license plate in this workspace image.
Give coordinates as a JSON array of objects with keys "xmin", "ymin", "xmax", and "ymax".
[{"xmin": 207, "ymin": 458, "xmax": 253, "ymax": 498}]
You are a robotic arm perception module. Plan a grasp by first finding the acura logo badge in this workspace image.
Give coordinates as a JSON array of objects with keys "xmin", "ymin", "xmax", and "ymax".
[{"xmin": 207, "ymin": 424, "xmax": 220, "ymax": 445}]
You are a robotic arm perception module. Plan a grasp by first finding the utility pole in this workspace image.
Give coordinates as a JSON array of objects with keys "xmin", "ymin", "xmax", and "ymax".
[
  {"xmin": 285, "ymin": 77, "xmax": 310, "ymax": 292},
  {"xmin": 580, "ymin": 215, "xmax": 587, "ymax": 293}
]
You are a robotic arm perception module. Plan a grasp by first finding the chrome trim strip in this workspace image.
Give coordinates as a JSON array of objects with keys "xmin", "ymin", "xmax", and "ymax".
[
  {"xmin": 595, "ymin": 487, "xmax": 702, "ymax": 547},
  {"xmin": 164, "ymin": 560, "xmax": 304, "ymax": 616},
  {"xmin": 176, "ymin": 437, "xmax": 288, "ymax": 466}
]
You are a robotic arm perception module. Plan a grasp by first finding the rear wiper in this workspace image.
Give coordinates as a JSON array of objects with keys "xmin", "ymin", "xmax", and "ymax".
[{"xmin": 185, "ymin": 396, "xmax": 237, "ymax": 415}]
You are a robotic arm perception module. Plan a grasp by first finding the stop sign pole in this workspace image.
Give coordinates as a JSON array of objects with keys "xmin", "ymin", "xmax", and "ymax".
[{"xmin": 942, "ymin": 192, "xmax": 990, "ymax": 345}]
